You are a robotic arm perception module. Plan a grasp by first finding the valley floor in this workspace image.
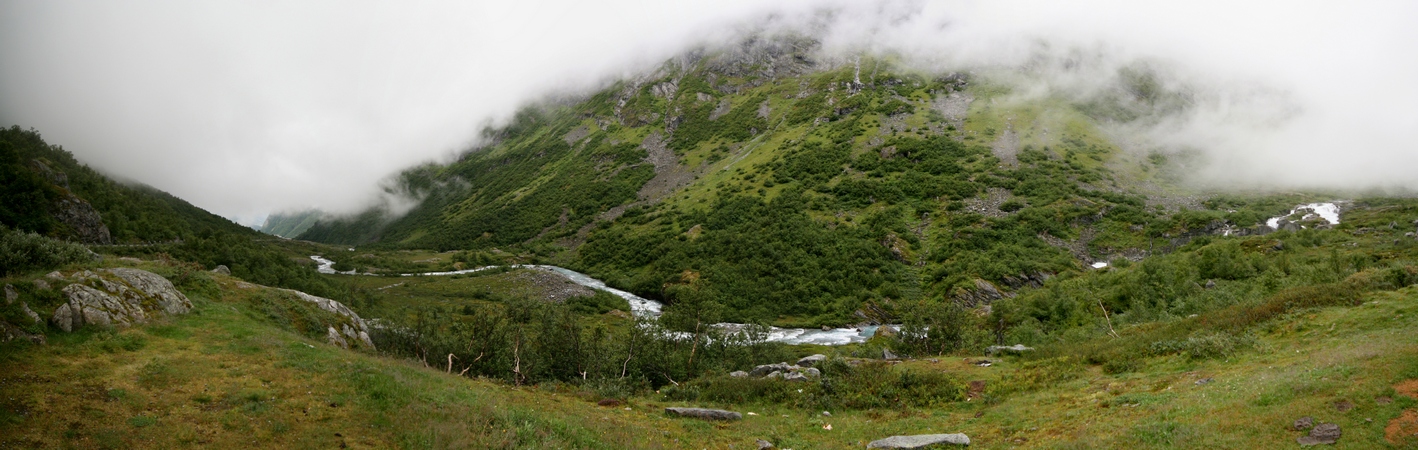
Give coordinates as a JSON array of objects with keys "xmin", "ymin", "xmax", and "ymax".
[{"xmin": 5, "ymin": 270, "xmax": 1418, "ymax": 448}]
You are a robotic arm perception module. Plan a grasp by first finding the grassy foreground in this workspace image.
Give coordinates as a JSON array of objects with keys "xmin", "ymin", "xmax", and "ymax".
[{"xmin": 4, "ymin": 264, "xmax": 1418, "ymax": 448}]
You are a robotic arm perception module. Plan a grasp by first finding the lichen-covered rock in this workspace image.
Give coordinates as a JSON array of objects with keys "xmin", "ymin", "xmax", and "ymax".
[
  {"xmin": 867, "ymin": 433, "xmax": 971, "ymax": 448},
  {"xmin": 664, "ymin": 407, "xmax": 742, "ymax": 421},
  {"xmin": 750, "ymin": 362, "xmax": 794, "ymax": 377},
  {"xmin": 212, "ymin": 265, "xmax": 231, "ymax": 275},
  {"xmin": 48, "ymin": 268, "xmax": 191, "ymax": 332},
  {"xmin": 326, "ymin": 326, "xmax": 350, "ymax": 348},
  {"xmin": 283, "ymin": 289, "xmax": 374, "ymax": 349},
  {"xmin": 797, "ymin": 354, "xmax": 826, "ymax": 367}
]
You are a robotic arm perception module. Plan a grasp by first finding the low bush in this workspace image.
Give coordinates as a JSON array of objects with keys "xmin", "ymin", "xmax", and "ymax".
[{"xmin": 0, "ymin": 225, "xmax": 93, "ymax": 276}]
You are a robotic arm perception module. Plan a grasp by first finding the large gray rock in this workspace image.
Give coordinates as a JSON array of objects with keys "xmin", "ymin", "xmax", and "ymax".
[
  {"xmin": 797, "ymin": 354, "xmax": 827, "ymax": 367},
  {"xmin": 212, "ymin": 265, "xmax": 231, "ymax": 275},
  {"xmin": 783, "ymin": 372, "xmax": 809, "ymax": 382},
  {"xmin": 730, "ymin": 371, "xmax": 750, "ymax": 378},
  {"xmin": 750, "ymin": 362, "xmax": 794, "ymax": 377},
  {"xmin": 3, "ymin": 284, "xmax": 16, "ymax": 303},
  {"xmin": 49, "ymin": 268, "xmax": 192, "ymax": 332},
  {"xmin": 867, "ymin": 433, "xmax": 971, "ymax": 448},
  {"xmin": 803, "ymin": 367, "xmax": 821, "ymax": 378},
  {"xmin": 665, "ymin": 407, "xmax": 742, "ymax": 421}
]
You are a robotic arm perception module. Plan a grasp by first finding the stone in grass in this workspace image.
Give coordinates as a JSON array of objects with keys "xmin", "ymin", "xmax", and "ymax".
[
  {"xmin": 664, "ymin": 407, "xmax": 742, "ymax": 421},
  {"xmin": 797, "ymin": 354, "xmax": 827, "ymax": 367},
  {"xmin": 730, "ymin": 370, "xmax": 750, "ymax": 378},
  {"xmin": 756, "ymin": 438, "xmax": 774, "ymax": 449},
  {"xmin": 867, "ymin": 433, "xmax": 971, "ymax": 448},
  {"xmin": 1294, "ymin": 416, "xmax": 1314, "ymax": 431},
  {"xmin": 1297, "ymin": 423, "xmax": 1340, "ymax": 446}
]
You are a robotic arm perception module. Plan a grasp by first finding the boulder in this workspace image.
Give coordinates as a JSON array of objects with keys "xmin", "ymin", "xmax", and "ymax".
[
  {"xmin": 49, "ymin": 268, "xmax": 192, "ymax": 332},
  {"xmin": 756, "ymin": 438, "xmax": 774, "ymax": 449},
  {"xmin": 1298, "ymin": 422, "xmax": 1340, "ymax": 446},
  {"xmin": 730, "ymin": 371, "xmax": 750, "ymax": 378},
  {"xmin": 803, "ymin": 367, "xmax": 821, "ymax": 378},
  {"xmin": 326, "ymin": 326, "xmax": 349, "ymax": 348},
  {"xmin": 987, "ymin": 344, "xmax": 1034, "ymax": 354},
  {"xmin": 212, "ymin": 265, "xmax": 231, "ymax": 275},
  {"xmin": 3, "ymin": 284, "xmax": 16, "ymax": 303},
  {"xmin": 282, "ymin": 288, "xmax": 375, "ymax": 349},
  {"xmin": 32, "ymin": 279, "xmax": 49, "ymax": 290},
  {"xmin": 664, "ymin": 407, "xmax": 741, "ymax": 421},
  {"xmin": 883, "ymin": 348, "xmax": 900, "ymax": 360},
  {"xmin": 19, "ymin": 302, "xmax": 41, "ymax": 324},
  {"xmin": 797, "ymin": 354, "xmax": 827, "ymax": 367},
  {"xmin": 867, "ymin": 433, "xmax": 971, "ymax": 448},
  {"xmin": 750, "ymin": 362, "xmax": 794, "ymax": 377},
  {"xmin": 783, "ymin": 372, "xmax": 809, "ymax": 382},
  {"xmin": 1294, "ymin": 416, "xmax": 1314, "ymax": 431},
  {"xmin": 875, "ymin": 326, "xmax": 899, "ymax": 338},
  {"xmin": 765, "ymin": 371, "xmax": 783, "ymax": 380}
]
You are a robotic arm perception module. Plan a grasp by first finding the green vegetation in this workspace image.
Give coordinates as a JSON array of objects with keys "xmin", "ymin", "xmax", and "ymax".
[
  {"xmin": 9, "ymin": 41, "xmax": 1418, "ymax": 448},
  {"xmin": 0, "ymin": 225, "xmax": 93, "ymax": 276},
  {"xmin": 258, "ymin": 209, "xmax": 322, "ymax": 238}
]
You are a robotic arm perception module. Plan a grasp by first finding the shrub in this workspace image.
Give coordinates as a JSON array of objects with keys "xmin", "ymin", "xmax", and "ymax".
[{"xmin": 0, "ymin": 225, "xmax": 93, "ymax": 276}]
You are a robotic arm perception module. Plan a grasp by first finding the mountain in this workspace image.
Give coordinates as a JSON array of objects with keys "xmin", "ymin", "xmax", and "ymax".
[
  {"xmin": 0, "ymin": 126, "xmax": 347, "ymax": 299},
  {"xmin": 298, "ymin": 37, "xmax": 1304, "ymax": 326},
  {"xmin": 259, "ymin": 209, "xmax": 322, "ymax": 239},
  {"xmin": 8, "ymin": 35, "xmax": 1418, "ymax": 450}
]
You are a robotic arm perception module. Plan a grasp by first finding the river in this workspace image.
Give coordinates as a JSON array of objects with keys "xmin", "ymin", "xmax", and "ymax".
[{"xmin": 310, "ymin": 255, "xmax": 877, "ymax": 345}]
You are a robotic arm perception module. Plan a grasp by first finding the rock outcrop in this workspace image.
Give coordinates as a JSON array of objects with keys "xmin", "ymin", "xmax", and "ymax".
[
  {"xmin": 797, "ymin": 354, "xmax": 826, "ymax": 367},
  {"xmin": 280, "ymin": 288, "xmax": 375, "ymax": 349},
  {"xmin": 750, "ymin": 362, "xmax": 794, "ymax": 377},
  {"xmin": 49, "ymin": 268, "xmax": 192, "ymax": 332},
  {"xmin": 867, "ymin": 433, "xmax": 971, "ymax": 448},
  {"xmin": 664, "ymin": 407, "xmax": 742, "ymax": 421},
  {"xmin": 31, "ymin": 159, "xmax": 112, "ymax": 244}
]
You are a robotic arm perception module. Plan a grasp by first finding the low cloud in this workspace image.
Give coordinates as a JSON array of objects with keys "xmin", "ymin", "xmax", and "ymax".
[{"xmin": 2, "ymin": 1, "xmax": 1414, "ymax": 225}]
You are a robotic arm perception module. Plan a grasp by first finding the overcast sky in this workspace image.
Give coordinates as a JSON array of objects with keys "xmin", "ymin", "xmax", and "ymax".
[{"xmin": 2, "ymin": 1, "xmax": 1416, "ymax": 226}]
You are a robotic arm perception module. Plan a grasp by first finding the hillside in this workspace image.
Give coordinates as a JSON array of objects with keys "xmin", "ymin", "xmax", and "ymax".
[
  {"xmin": 259, "ymin": 210, "xmax": 322, "ymax": 239},
  {"xmin": 0, "ymin": 127, "xmax": 351, "ymax": 300},
  {"xmin": 5, "ymin": 227, "xmax": 1418, "ymax": 448},
  {"xmin": 298, "ymin": 38, "xmax": 1309, "ymax": 326},
  {"xmin": 9, "ymin": 32, "xmax": 1418, "ymax": 450}
]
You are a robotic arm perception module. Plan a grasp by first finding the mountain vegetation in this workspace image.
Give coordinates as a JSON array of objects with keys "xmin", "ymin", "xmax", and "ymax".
[
  {"xmin": 296, "ymin": 41, "xmax": 1297, "ymax": 327},
  {"xmin": 7, "ymin": 35, "xmax": 1418, "ymax": 449}
]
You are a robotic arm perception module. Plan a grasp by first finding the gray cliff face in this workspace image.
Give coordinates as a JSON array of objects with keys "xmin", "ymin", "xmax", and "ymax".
[
  {"xmin": 30, "ymin": 159, "xmax": 112, "ymax": 244},
  {"xmin": 49, "ymin": 268, "xmax": 192, "ymax": 332}
]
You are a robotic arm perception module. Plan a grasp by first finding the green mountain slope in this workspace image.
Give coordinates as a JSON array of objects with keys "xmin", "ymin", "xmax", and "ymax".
[
  {"xmin": 300, "ymin": 40, "xmax": 1301, "ymax": 326},
  {"xmin": 0, "ymin": 126, "xmax": 348, "ymax": 299},
  {"xmin": 259, "ymin": 209, "xmax": 322, "ymax": 239}
]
